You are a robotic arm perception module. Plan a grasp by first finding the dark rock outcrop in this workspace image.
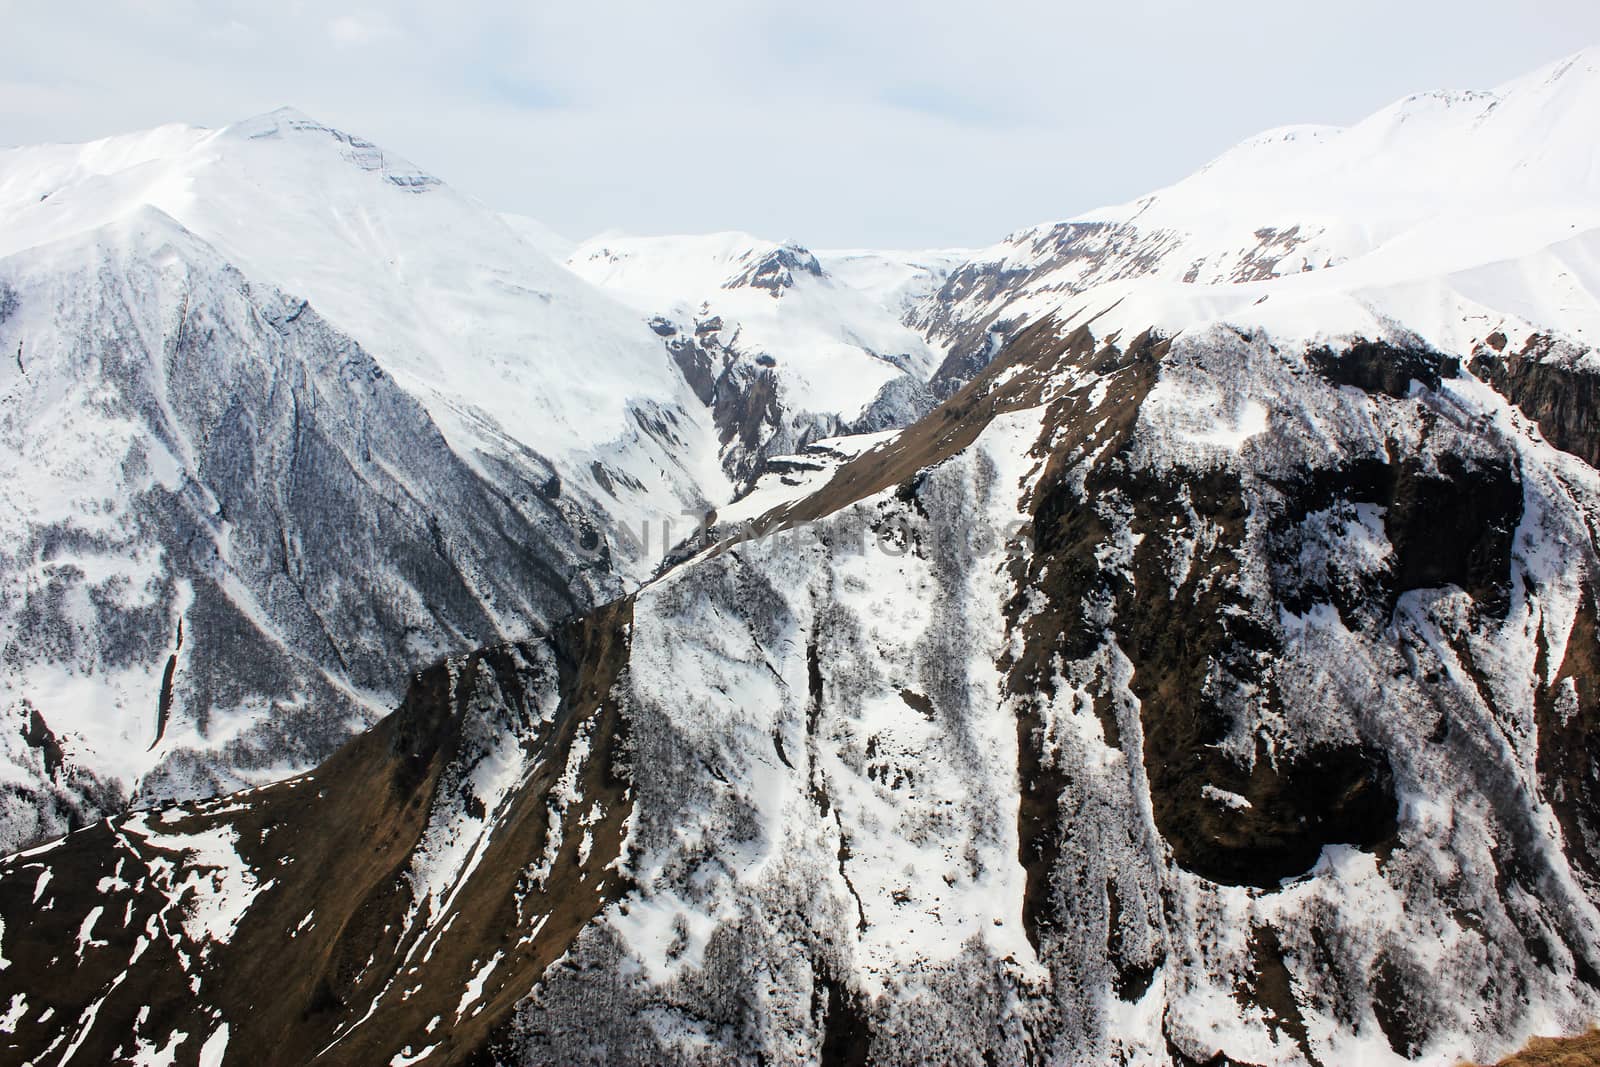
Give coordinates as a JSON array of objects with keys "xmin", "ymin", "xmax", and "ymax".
[
  {"xmin": 1309, "ymin": 338, "xmax": 1460, "ymax": 397},
  {"xmin": 724, "ymin": 243, "xmax": 824, "ymax": 297},
  {"xmin": 1471, "ymin": 334, "xmax": 1600, "ymax": 468}
]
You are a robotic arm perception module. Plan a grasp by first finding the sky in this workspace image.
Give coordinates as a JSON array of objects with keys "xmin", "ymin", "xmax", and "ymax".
[{"xmin": 3, "ymin": 2, "xmax": 1598, "ymax": 249}]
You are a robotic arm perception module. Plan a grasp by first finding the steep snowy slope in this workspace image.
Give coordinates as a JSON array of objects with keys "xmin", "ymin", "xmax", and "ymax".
[
  {"xmin": 0, "ymin": 210, "xmax": 634, "ymax": 852},
  {"xmin": 8, "ymin": 47, "xmax": 1600, "ymax": 1067},
  {"xmin": 0, "ymin": 109, "xmax": 657, "ymax": 457},
  {"xmin": 514, "ymin": 320, "xmax": 1600, "ymax": 1067},
  {"xmin": 814, "ymin": 247, "xmax": 972, "ymax": 319},
  {"xmin": 9, "ymin": 315, "xmax": 1600, "ymax": 1065},
  {"xmin": 913, "ymin": 47, "xmax": 1600, "ymax": 391},
  {"xmin": 0, "ymin": 108, "xmax": 729, "ymax": 568},
  {"xmin": 0, "ymin": 111, "xmax": 740, "ymax": 850},
  {"xmin": 569, "ymin": 232, "xmax": 946, "ymax": 481}
]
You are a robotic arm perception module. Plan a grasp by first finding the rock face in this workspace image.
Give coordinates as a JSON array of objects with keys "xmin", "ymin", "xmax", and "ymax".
[
  {"xmin": 1470, "ymin": 334, "xmax": 1600, "ymax": 470},
  {"xmin": 723, "ymin": 243, "xmax": 825, "ymax": 296},
  {"xmin": 660, "ymin": 314, "xmax": 941, "ymax": 488},
  {"xmin": 7, "ymin": 320, "xmax": 1600, "ymax": 1066},
  {"xmin": 912, "ymin": 220, "xmax": 1190, "ymax": 394},
  {"xmin": 659, "ymin": 315, "xmax": 843, "ymax": 487}
]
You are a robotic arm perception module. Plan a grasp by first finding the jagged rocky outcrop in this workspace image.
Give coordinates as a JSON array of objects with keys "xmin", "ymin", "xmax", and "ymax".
[
  {"xmin": 658, "ymin": 316, "xmax": 838, "ymax": 486},
  {"xmin": 656, "ymin": 308, "xmax": 936, "ymax": 488},
  {"xmin": 6, "ymin": 320, "xmax": 1600, "ymax": 1065},
  {"xmin": 1470, "ymin": 333, "xmax": 1600, "ymax": 470},
  {"xmin": 723, "ymin": 243, "xmax": 825, "ymax": 296},
  {"xmin": 911, "ymin": 220, "xmax": 1189, "ymax": 395}
]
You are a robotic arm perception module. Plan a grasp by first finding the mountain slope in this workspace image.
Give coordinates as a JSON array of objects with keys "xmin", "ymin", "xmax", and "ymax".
[
  {"xmin": 8, "ymin": 313, "xmax": 1600, "ymax": 1065},
  {"xmin": 568, "ymin": 232, "xmax": 946, "ymax": 482},
  {"xmin": 912, "ymin": 47, "xmax": 1600, "ymax": 392},
  {"xmin": 0, "ymin": 600, "xmax": 634, "ymax": 1066},
  {"xmin": 0, "ymin": 112, "xmax": 740, "ymax": 850},
  {"xmin": 8, "ymin": 47, "xmax": 1600, "ymax": 1067},
  {"xmin": 0, "ymin": 209, "xmax": 634, "ymax": 852}
]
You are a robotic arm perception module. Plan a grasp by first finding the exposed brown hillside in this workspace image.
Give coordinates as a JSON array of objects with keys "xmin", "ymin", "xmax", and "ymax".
[{"xmin": 1487, "ymin": 1030, "xmax": 1600, "ymax": 1066}]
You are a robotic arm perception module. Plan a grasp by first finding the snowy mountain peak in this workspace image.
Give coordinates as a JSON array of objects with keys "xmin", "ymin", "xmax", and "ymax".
[
  {"xmin": 1071, "ymin": 42, "xmax": 1600, "ymax": 240},
  {"xmin": 569, "ymin": 230, "xmax": 946, "ymax": 449},
  {"xmin": 911, "ymin": 44, "xmax": 1600, "ymax": 391},
  {"xmin": 217, "ymin": 107, "xmax": 442, "ymax": 192},
  {"xmin": 1526, "ymin": 42, "xmax": 1600, "ymax": 87},
  {"xmin": 9, "ymin": 44, "xmax": 1600, "ymax": 1067},
  {"xmin": 722, "ymin": 240, "xmax": 823, "ymax": 296},
  {"xmin": 226, "ymin": 103, "xmax": 319, "ymax": 128}
]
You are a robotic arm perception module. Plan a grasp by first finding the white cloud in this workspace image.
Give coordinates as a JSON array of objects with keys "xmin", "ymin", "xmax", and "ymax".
[
  {"xmin": 327, "ymin": 12, "xmax": 396, "ymax": 48},
  {"xmin": 209, "ymin": 19, "xmax": 257, "ymax": 47}
]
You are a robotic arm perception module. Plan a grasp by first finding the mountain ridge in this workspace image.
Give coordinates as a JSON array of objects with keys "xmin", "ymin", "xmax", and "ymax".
[
  {"xmin": 908, "ymin": 45, "xmax": 1600, "ymax": 393},
  {"xmin": 0, "ymin": 104, "xmax": 985, "ymax": 853},
  {"xmin": 6, "ymin": 48, "xmax": 1600, "ymax": 1067}
]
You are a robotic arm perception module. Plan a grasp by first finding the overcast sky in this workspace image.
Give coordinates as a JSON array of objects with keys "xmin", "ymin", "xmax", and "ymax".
[{"xmin": 4, "ymin": 2, "xmax": 1598, "ymax": 248}]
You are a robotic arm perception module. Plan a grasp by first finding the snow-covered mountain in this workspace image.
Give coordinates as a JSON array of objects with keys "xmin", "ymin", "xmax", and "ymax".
[
  {"xmin": 814, "ymin": 246, "xmax": 971, "ymax": 319},
  {"xmin": 0, "ymin": 110, "xmax": 751, "ymax": 850},
  {"xmin": 912, "ymin": 47, "xmax": 1600, "ymax": 393},
  {"xmin": 7, "ymin": 47, "xmax": 1600, "ymax": 1067},
  {"xmin": 1, "ymin": 109, "xmax": 742, "ymax": 539},
  {"xmin": 498, "ymin": 213, "xmax": 579, "ymax": 263},
  {"xmin": 569, "ymin": 232, "xmax": 950, "ymax": 483}
]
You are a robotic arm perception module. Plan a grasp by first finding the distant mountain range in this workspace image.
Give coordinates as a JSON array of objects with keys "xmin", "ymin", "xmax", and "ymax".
[{"xmin": 4, "ymin": 47, "xmax": 1600, "ymax": 1067}]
